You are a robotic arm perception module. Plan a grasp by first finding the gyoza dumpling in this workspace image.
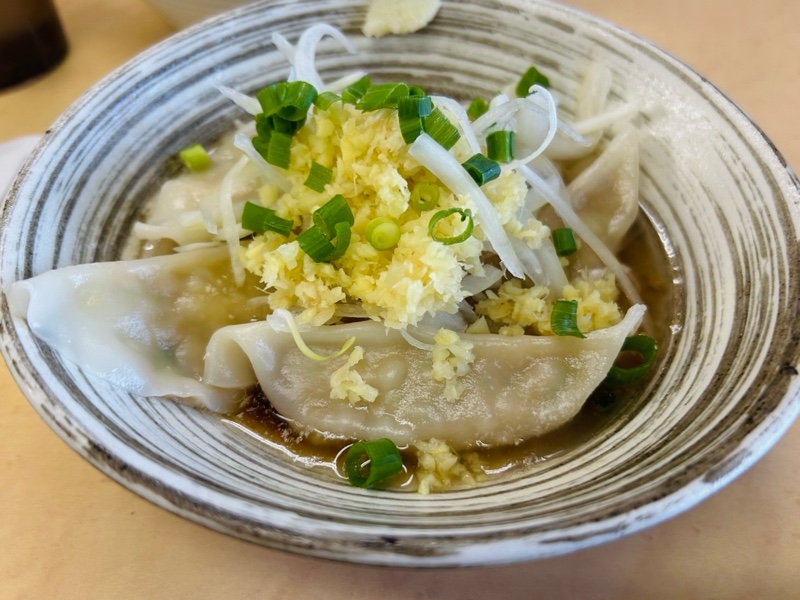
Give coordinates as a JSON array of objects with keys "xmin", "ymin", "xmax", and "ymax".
[
  {"xmin": 7, "ymin": 247, "xmax": 269, "ymax": 412},
  {"xmin": 203, "ymin": 304, "xmax": 645, "ymax": 448}
]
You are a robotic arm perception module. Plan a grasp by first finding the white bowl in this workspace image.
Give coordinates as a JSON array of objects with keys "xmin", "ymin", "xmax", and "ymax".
[{"xmin": 1, "ymin": 0, "xmax": 799, "ymax": 566}]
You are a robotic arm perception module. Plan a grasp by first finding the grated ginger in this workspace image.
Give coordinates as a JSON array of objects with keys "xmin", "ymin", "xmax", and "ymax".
[
  {"xmin": 414, "ymin": 438, "xmax": 484, "ymax": 494},
  {"xmin": 329, "ymin": 346, "xmax": 379, "ymax": 405},
  {"xmin": 244, "ymin": 103, "xmax": 523, "ymax": 328}
]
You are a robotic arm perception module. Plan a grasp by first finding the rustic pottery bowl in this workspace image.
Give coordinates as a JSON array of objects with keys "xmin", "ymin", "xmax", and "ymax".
[{"xmin": 1, "ymin": 0, "xmax": 798, "ymax": 567}]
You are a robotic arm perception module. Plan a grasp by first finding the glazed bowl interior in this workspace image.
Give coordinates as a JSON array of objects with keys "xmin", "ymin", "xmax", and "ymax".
[{"xmin": 1, "ymin": 0, "xmax": 799, "ymax": 567}]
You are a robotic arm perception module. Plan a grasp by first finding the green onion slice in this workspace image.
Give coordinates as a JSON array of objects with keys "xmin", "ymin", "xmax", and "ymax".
[
  {"xmin": 408, "ymin": 85, "xmax": 426, "ymax": 97},
  {"xmin": 265, "ymin": 130, "xmax": 292, "ymax": 169},
  {"xmin": 606, "ymin": 335, "xmax": 658, "ymax": 384},
  {"xmin": 241, "ymin": 202, "xmax": 293, "ymax": 236},
  {"xmin": 397, "ymin": 96, "xmax": 432, "ymax": 144},
  {"xmin": 296, "ymin": 225, "xmax": 335, "ymax": 262},
  {"xmin": 365, "ymin": 216, "xmax": 401, "ymax": 251},
  {"xmin": 341, "ymin": 75, "xmax": 372, "ymax": 104},
  {"xmin": 256, "ymin": 83, "xmax": 287, "ymax": 115},
  {"xmin": 461, "ymin": 153, "xmax": 501, "ymax": 186},
  {"xmin": 410, "ymin": 182, "xmax": 440, "ymax": 212},
  {"xmin": 304, "ymin": 161, "xmax": 333, "ymax": 192},
  {"xmin": 314, "ymin": 91, "xmax": 340, "ymax": 110},
  {"xmin": 486, "ymin": 130, "xmax": 515, "ymax": 163},
  {"xmin": 357, "ymin": 83, "xmax": 410, "ymax": 111},
  {"xmin": 326, "ymin": 221, "xmax": 352, "ymax": 261},
  {"xmin": 277, "ymin": 81, "xmax": 318, "ymax": 121},
  {"xmin": 552, "ymin": 227, "xmax": 577, "ymax": 256},
  {"xmin": 178, "ymin": 144, "xmax": 211, "ymax": 172},
  {"xmin": 251, "ymin": 135, "xmax": 270, "ymax": 160},
  {"xmin": 422, "ymin": 108, "xmax": 461, "ymax": 150},
  {"xmin": 399, "ymin": 115, "xmax": 424, "ymax": 144},
  {"xmin": 515, "ymin": 65, "xmax": 551, "ymax": 97},
  {"xmin": 343, "ymin": 439, "xmax": 403, "ymax": 488},
  {"xmin": 467, "ymin": 97, "xmax": 489, "ymax": 120},
  {"xmin": 550, "ymin": 299, "xmax": 585, "ymax": 338},
  {"xmin": 312, "ymin": 194, "xmax": 354, "ymax": 238},
  {"xmin": 428, "ymin": 208, "xmax": 474, "ymax": 245},
  {"xmin": 398, "ymin": 95, "xmax": 433, "ymax": 119}
]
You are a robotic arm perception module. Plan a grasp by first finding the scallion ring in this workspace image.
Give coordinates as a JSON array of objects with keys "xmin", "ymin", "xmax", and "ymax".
[
  {"xmin": 296, "ymin": 225, "xmax": 335, "ymax": 262},
  {"xmin": 312, "ymin": 194, "xmax": 354, "ymax": 238},
  {"xmin": 178, "ymin": 144, "xmax": 211, "ymax": 172},
  {"xmin": 410, "ymin": 182, "xmax": 440, "ymax": 212},
  {"xmin": 428, "ymin": 208, "xmax": 474, "ymax": 245},
  {"xmin": 461, "ymin": 153, "xmax": 501, "ymax": 186},
  {"xmin": 605, "ymin": 335, "xmax": 658, "ymax": 384},
  {"xmin": 515, "ymin": 65, "xmax": 550, "ymax": 97},
  {"xmin": 550, "ymin": 299, "xmax": 585, "ymax": 338},
  {"xmin": 467, "ymin": 97, "xmax": 489, "ymax": 120},
  {"xmin": 343, "ymin": 439, "xmax": 403, "ymax": 488},
  {"xmin": 365, "ymin": 216, "xmax": 401, "ymax": 251},
  {"xmin": 485, "ymin": 130, "xmax": 515, "ymax": 163},
  {"xmin": 241, "ymin": 202, "xmax": 293, "ymax": 237},
  {"xmin": 304, "ymin": 161, "xmax": 332, "ymax": 192},
  {"xmin": 552, "ymin": 227, "xmax": 578, "ymax": 256}
]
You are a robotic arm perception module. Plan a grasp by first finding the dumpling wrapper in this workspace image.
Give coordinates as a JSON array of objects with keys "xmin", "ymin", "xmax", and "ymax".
[
  {"xmin": 6, "ymin": 247, "xmax": 269, "ymax": 412},
  {"xmin": 566, "ymin": 124, "xmax": 640, "ymax": 253},
  {"xmin": 203, "ymin": 304, "xmax": 645, "ymax": 448}
]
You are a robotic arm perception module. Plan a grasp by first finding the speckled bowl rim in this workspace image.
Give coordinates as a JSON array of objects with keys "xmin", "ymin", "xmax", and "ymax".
[{"xmin": 2, "ymin": 0, "xmax": 799, "ymax": 567}]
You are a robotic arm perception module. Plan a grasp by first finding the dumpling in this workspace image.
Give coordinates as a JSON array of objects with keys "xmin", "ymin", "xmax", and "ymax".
[
  {"xmin": 566, "ymin": 124, "xmax": 640, "ymax": 253},
  {"xmin": 203, "ymin": 304, "xmax": 645, "ymax": 448},
  {"xmin": 7, "ymin": 247, "xmax": 269, "ymax": 412}
]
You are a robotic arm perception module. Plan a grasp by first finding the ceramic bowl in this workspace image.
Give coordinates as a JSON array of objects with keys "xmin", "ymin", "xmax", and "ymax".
[{"xmin": 1, "ymin": 0, "xmax": 798, "ymax": 567}]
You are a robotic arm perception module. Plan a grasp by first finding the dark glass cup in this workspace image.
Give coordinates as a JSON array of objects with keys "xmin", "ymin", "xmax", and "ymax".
[{"xmin": 0, "ymin": 0, "xmax": 68, "ymax": 90}]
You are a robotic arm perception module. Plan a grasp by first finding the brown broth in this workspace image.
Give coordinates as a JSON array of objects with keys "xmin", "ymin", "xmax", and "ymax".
[{"xmin": 222, "ymin": 210, "xmax": 677, "ymax": 489}]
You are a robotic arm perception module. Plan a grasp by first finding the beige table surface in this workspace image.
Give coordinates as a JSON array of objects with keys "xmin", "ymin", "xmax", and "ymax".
[{"xmin": 1, "ymin": 0, "xmax": 799, "ymax": 598}]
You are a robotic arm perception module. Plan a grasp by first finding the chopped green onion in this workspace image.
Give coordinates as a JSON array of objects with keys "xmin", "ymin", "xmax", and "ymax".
[
  {"xmin": 515, "ymin": 65, "xmax": 550, "ymax": 97},
  {"xmin": 485, "ymin": 130, "xmax": 515, "ymax": 163},
  {"xmin": 399, "ymin": 115, "xmax": 424, "ymax": 144},
  {"xmin": 422, "ymin": 108, "xmax": 461, "ymax": 150},
  {"xmin": 343, "ymin": 439, "xmax": 403, "ymax": 488},
  {"xmin": 410, "ymin": 182, "xmax": 440, "ymax": 212},
  {"xmin": 304, "ymin": 161, "xmax": 333, "ymax": 192},
  {"xmin": 256, "ymin": 83, "xmax": 287, "ymax": 115},
  {"xmin": 357, "ymin": 83, "xmax": 410, "ymax": 111},
  {"xmin": 341, "ymin": 75, "xmax": 372, "ymax": 104},
  {"xmin": 398, "ymin": 95, "xmax": 433, "ymax": 144},
  {"xmin": 314, "ymin": 91, "xmax": 340, "ymax": 110},
  {"xmin": 297, "ymin": 225, "xmax": 335, "ymax": 261},
  {"xmin": 398, "ymin": 95, "xmax": 433, "ymax": 119},
  {"xmin": 606, "ymin": 335, "xmax": 658, "ymax": 384},
  {"xmin": 241, "ymin": 202, "xmax": 293, "ymax": 236},
  {"xmin": 256, "ymin": 81, "xmax": 317, "ymax": 120},
  {"xmin": 265, "ymin": 130, "xmax": 292, "ymax": 169},
  {"xmin": 178, "ymin": 144, "xmax": 211, "ymax": 172},
  {"xmin": 326, "ymin": 221, "xmax": 352, "ymax": 261},
  {"xmin": 461, "ymin": 153, "xmax": 501, "ymax": 186},
  {"xmin": 428, "ymin": 208, "xmax": 474, "ymax": 245},
  {"xmin": 467, "ymin": 97, "xmax": 489, "ymax": 120},
  {"xmin": 550, "ymin": 299, "xmax": 585, "ymax": 338},
  {"xmin": 277, "ymin": 81, "xmax": 318, "ymax": 121},
  {"xmin": 312, "ymin": 194, "xmax": 354, "ymax": 238},
  {"xmin": 251, "ymin": 135, "xmax": 270, "ymax": 160},
  {"xmin": 408, "ymin": 85, "xmax": 426, "ymax": 97},
  {"xmin": 552, "ymin": 227, "xmax": 577, "ymax": 256},
  {"xmin": 365, "ymin": 216, "xmax": 401, "ymax": 251}
]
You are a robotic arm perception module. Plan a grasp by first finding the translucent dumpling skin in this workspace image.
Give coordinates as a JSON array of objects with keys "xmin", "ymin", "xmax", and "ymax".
[{"xmin": 204, "ymin": 304, "xmax": 645, "ymax": 448}]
